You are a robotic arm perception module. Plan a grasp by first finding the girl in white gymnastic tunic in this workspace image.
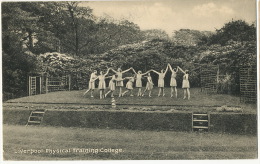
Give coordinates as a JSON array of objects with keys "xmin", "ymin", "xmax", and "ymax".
[
  {"xmin": 132, "ymin": 69, "xmax": 151, "ymax": 96},
  {"xmin": 98, "ymin": 68, "xmax": 110, "ymax": 99},
  {"xmin": 83, "ymin": 70, "xmax": 98, "ymax": 98},
  {"xmin": 152, "ymin": 65, "xmax": 168, "ymax": 97},
  {"xmin": 105, "ymin": 75, "xmax": 116, "ymax": 98},
  {"xmin": 111, "ymin": 67, "xmax": 132, "ymax": 97},
  {"xmin": 122, "ymin": 77, "xmax": 135, "ymax": 97},
  {"xmin": 178, "ymin": 66, "xmax": 190, "ymax": 100},
  {"xmin": 142, "ymin": 73, "xmax": 154, "ymax": 97},
  {"xmin": 168, "ymin": 63, "xmax": 178, "ymax": 98}
]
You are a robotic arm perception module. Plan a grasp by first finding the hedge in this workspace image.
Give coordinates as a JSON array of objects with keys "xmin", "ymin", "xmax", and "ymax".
[
  {"xmin": 41, "ymin": 110, "xmax": 192, "ymax": 131},
  {"xmin": 209, "ymin": 113, "xmax": 257, "ymax": 134},
  {"xmin": 3, "ymin": 110, "xmax": 31, "ymax": 125},
  {"xmin": 3, "ymin": 109, "xmax": 257, "ymax": 134}
]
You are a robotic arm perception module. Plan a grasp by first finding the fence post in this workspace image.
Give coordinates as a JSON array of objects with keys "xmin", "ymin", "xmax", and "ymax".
[
  {"xmin": 28, "ymin": 76, "xmax": 31, "ymax": 96},
  {"xmin": 46, "ymin": 76, "xmax": 48, "ymax": 93},
  {"xmin": 216, "ymin": 65, "xmax": 219, "ymax": 93},
  {"xmin": 39, "ymin": 76, "xmax": 42, "ymax": 94},
  {"xmin": 69, "ymin": 75, "xmax": 71, "ymax": 91}
]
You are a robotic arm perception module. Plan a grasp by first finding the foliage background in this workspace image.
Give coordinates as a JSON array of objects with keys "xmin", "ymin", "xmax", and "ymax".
[{"xmin": 2, "ymin": 2, "xmax": 256, "ymax": 100}]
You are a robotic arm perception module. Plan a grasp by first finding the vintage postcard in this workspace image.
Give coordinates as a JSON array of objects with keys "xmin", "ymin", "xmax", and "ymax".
[{"xmin": 1, "ymin": 0, "xmax": 259, "ymax": 163}]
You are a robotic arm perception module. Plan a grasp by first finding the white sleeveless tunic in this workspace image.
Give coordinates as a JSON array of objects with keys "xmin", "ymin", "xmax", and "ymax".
[
  {"xmin": 116, "ymin": 72, "xmax": 123, "ymax": 87},
  {"xmin": 98, "ymin": 75, "xmax": 106, "ymax": 89},
  {"xmin": 158, "ymin": 73, "xmax": 165, "ymax": 87},
  {"xmin": 182, "ymin": 74, "xmax": 190, "ymax": 88},
  {"xmin": 170, "ymin": 72, "xmax": 177, "ymax": 87},
  {"xmin": 136, "ymin": 74, "xmax": 142, "ymax": 87},
  {"xmin": 88, "ymin": 73, "xmax": 97, "ymax": 89}
]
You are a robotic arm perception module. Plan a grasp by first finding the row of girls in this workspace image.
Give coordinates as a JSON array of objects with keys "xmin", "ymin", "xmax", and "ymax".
[{"xmin": 83, "ymin": 63, "xmax": 190, "ymax": 100}]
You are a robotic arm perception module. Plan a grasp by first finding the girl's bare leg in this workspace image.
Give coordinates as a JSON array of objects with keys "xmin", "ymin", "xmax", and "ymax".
[
  {"xmin": 171, "ymin": 87, "xmax": 173, "ymax": 97},
  {"xmin": 142, "ymin": 89, "xmax": 147, "ymax": 96},
  {"xmin": 158, "ymin": 88, "xmax": 161, "ymax": 97},
  {"xmin": 162, "ymin": 88, "xmax": 165, "ymax": 96},
  {"xmin": 83, "ymin": 89, "xmax": 90, "ymax": 96},
  {"xmin": 138, "ymin": 88, "xmax": 142, "ymax": 96},
  {"xmin": 187, "ymin": 88, "xmax": 190, "ymax": 100},
  {"xmin": 183, "ymin": 89, "xmax": 186, "ymax": 99},
  {"xmin": 90, "ymin": 89, "xmax": 94, "ymax": 97},
  {"xmin": 149, "ymin": 90, "xmax": 152, "ymax": 97},
  {"xmin": 103, "ymin": 90, "xmax": 105, "ymax": 99},
  {"xmin": 105, "ymin": 90, "xmax": 111, "ymax": 97},
  {"xmin": 111, "ymin": 91, "xmax": 114, "ymax": 97},
  {"xmin": 100, "ymin": 90, "xmax": 102, "ymax": 99},
  {"xmin": 130, "ymin": 90, "xmax": 133, "ymax": 96},
  {"xmin": 119, "ymin": 87, "xmax": 122, "ymax": 97},
  {"xmin": 122, "ymin": 90, "xmax": 129, "ymax": 96},
  {"xmin": 175, "ymin": 87, "xmax": 178, "ymax": 98}
]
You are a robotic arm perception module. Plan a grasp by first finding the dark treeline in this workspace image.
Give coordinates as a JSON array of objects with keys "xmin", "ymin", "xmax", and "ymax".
[
  {"xmin": 2, "ymin": 2, "xmax": 256, "ymax": 100},
  {"xmin": 2, "ymin": 2, "xmax": 146, "ymax": 56}
]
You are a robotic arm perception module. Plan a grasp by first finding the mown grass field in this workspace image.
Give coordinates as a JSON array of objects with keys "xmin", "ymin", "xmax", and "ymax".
[
  {"xmin": 3, "ymin": 125, "xmax": 257, "ymax": 160},
  {"xmin": 5, "ymin": 88, "xmax": 257, "ymax": 113}
]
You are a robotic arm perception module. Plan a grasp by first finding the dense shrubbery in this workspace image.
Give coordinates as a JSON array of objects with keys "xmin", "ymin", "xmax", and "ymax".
[
  {"xmin": 2, "ymin": 2, "xmax": 145, "ymax": 99},
  {"xmin": 2, "ymin": 1, "xmax": 256, "ymax": 100},
  {"xmin": 94, "ymin": 39, "xmax": 201, "ymax": 87}
]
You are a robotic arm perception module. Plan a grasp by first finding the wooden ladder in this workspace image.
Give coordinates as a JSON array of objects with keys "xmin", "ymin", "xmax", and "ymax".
[
  {"xmin": 192, "ymin": 113, "xmax": 210, "ymax": 132},
  {"xmin": 26, "ymin": 109, "xmax": 45, "ymax": 126}
]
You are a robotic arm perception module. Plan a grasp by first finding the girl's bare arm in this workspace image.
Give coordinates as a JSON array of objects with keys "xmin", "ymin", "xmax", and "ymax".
[
  {"xmin": 177, "ymin": 66, "xmax": 185, "ymax": 74},
  {"xmin": 176, "ymin": 67, "xmax": 179, "ymax": 73},
  {"xmin": 141, "ymin": 70, "xmax": 151, "ymax": 76},
  {"xmin": 104, "ymin": 68, "xmax": 111, "ymax": 76},
  {"xmin": 110, "ymin": 68, "xmax": 117, "ymax": 73},
  {"xmin": 168, "ymin": 63, "xmax": 173, "ymax": 72},
  {"xmin": 151, "ymin": 69, "xmax": 160, "ymax": 74},
  {"xmin": 132, "ymin": 68, "xmax": 137, "ymax": 74},
  {"xmin": 122, "ymin": 67, "xmax": 132, "ymax": 74},
  {"xmin": 164, "ymin": 65, "xmax": 169, "ymax": 75},
  {"xmin": 106, "ymin": 75, "xmax": 113, "ymax": 79}
]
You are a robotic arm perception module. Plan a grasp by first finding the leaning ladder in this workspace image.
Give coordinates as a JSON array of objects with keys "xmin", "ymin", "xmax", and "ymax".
[
  {"xmin": 26, "ymin": 109, "xmax": 46, "ymax": 126},
  {"xmin": 192, "ymin": 113, "xmax": 210, "ymax": 132}
]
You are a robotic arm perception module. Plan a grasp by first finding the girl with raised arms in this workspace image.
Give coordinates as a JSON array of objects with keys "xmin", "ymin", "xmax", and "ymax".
[
  {"xmin": 110, "ymin": 67, "xmax": 132, "ymax": 97},
  {"xmin": 168, "ymin": 63, "xmax": 178, "ymax": 98},
  {"xmin": 178, "ymin": 66, "xmax": 190, "ymax": 100},
  {"xmin": 83, "ymin": 70, "xmax": 98, "ymax": 98},
  {"xmin": 97, "ymin": 68, "xmax": 111, "ymax": 99},
  {"xmin": 122, "ymin": 76, "xmax": 135, "ymax": 97},
  {"xmin": 142, "ymin": 72, "xmax": 154, "ymax": 97},
  {"xmin": 104, "ymin": 74, "xmax": 117, "ymax": 98},
  {"xmin": 151, "ymin": 65, "xmax": 168, "ymax": 97},
  {"xmin": 132, "ymin": 68, "xmax": 151, "ymax": 96}
]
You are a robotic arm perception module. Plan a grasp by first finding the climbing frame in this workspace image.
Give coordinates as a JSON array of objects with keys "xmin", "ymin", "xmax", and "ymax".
[
  {"xmin": 240, "ymin": 66, "xmax": 257, "ymax": 103},
  {"xmin": 200, "ymin": 64, "xmax": 219, "ymax": 93}
]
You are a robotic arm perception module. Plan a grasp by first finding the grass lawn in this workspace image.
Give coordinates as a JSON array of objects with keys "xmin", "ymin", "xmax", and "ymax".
[
  {"xmin": 5, "ymin": 88, "xmax": 256, "ymax": 113},
  {"xmin": 3, "ymin": 125, "xmax": 257, "ymax": 160}
]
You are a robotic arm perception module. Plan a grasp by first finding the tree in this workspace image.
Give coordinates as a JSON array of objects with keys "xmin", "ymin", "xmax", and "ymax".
[
  {"xmin": 2, "ymin": 2, "xmax": 42, "ymax": 99},
  {"xmin": 65, "ymin": 2, "xmax": 93, "ymax": 57},
  {"xmin": 172, "ymin": 29, "xmax": 213, "ymax": 46},
  {"xmin": 83, "ymin": 18, "xmax": 145, "ymax": 55},
  {"xmin": 95, "ymin": 39, "xmax": 201, "ymax": 87},
  {"xmin": 142, "ymin": 29, "xmax": 170, "ymax": 41},
  {"xmin": 208, "ymin": 20, "xmax": 256, "ymax": 45}
]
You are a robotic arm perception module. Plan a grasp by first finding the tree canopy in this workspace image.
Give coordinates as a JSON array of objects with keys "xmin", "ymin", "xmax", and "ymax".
[{"xmin": 206, "ymin": 20, "xmax": 256, "ymax": 46}]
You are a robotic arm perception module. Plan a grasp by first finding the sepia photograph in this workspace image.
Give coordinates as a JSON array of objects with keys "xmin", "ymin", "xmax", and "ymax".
[{"xmin": 1, "ymin": 0, "xmax": 258, "ymax": 162}]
